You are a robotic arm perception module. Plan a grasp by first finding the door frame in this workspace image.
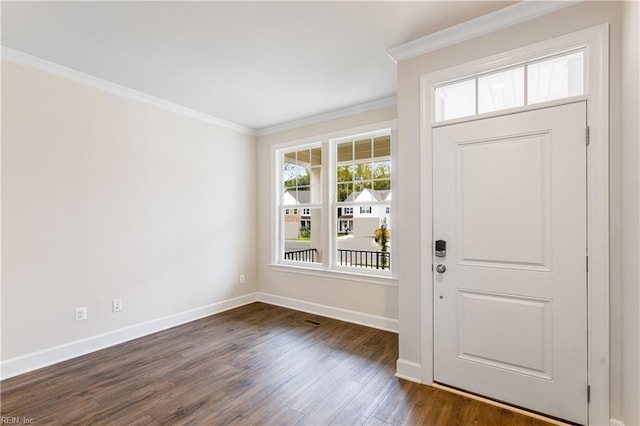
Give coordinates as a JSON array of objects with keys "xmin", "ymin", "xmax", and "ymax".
[{"xmin": 419, "ymin": 25, "xmax": 609, "ymax": 424}]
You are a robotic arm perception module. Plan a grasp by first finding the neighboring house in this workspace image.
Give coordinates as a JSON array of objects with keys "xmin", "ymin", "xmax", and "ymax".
[
  {"xmin": 340, "ymin": 188, "xmax": 391, "ymax": 237},
  {"xmin": 287, "ymin": 187, "xmax": 390, "ymax": 251},
  {"xmin": 283, "ymin": 190, "xmax": 311, "ymax": 239}
]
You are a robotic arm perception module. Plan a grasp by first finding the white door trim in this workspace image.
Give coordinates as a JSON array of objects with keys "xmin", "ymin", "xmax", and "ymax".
[{"xmin": 419, "ymin": 24, "xmax": 609, "ymax": 425}]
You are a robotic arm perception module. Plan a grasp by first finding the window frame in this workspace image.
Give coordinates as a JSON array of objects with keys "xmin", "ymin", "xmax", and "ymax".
[
  {"xmin": 271, "ymin": 120, "xmax": 398, "ymax": 284},
  {"xmin": 276, "ymin": 141, "xmax": 323, "ymax": 269},
  {"xmin": 433, "ymin": 48, "xmax": 586, "ymax": 124}
]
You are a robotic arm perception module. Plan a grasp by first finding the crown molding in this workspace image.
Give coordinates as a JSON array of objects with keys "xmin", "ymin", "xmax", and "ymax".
[
  {"xmin": 256, "ymin": 95, "xmax": 397, "ymax": 137},
  {"xmin": 1, "ymin": 46, "xmax": 257, "ymax": 136},
  {"xmin": 386, "ymin": 0, "xmax": 581, "ymax": 63}
]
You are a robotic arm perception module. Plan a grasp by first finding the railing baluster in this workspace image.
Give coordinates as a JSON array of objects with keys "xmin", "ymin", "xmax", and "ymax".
[
  {"xmin": 334, "ymin": 249, "xmax": 390, "ymax": 270},
  {"xmin": 286, "ymin": 249, "xmax": 389, "ymax": 269},
  {"xmin": 284, "ymin": 248, "xmax": 317, "ymax": 262}
]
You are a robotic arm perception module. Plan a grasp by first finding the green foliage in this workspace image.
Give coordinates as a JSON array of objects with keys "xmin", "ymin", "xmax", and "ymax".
[
  {"xmin": 284, "ymin": 168, "xmax": 310, "ymax": 189},
  {"xmin": 337, "ymin": 165, "xmax": 353, "ymax": 182},
  {"xmin": 373, "ymin": 162, "xmax": 391, "ymax": 179},
  {"xmin": 336, "ymin": 161, "xmax": 391, "ymax": 198},
  {"xmin": 354, "ymin": 164, "xmax": 371, "ymax": 180},
  {"xmin": 374, "ymin": 226, "xmax": 391, "ymax": 247},
  {"xmin": 376, "ymin": 219, "xmax": 390, "ymax": 269},
  {"xmin": 373, "ymin": 180, "xmax": 391, "ymax": 190},
  {"xmin": 299, "ymin": 226, "xmax": 311, "ymax": 239}
]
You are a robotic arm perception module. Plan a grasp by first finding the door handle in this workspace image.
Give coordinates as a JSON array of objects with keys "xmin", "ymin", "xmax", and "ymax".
[{"xmin": 436, "ymin": 264, "xmax": 446, "ymax": 274}]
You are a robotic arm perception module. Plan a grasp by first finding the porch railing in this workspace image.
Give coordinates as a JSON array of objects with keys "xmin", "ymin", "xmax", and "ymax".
[
  {"xmin": 284, "ymin": 248, "xmax": 317, "ymax": 262},
  {"xmin": 337, "ymin": 249, "xmax": 390, "ymax": 270}
]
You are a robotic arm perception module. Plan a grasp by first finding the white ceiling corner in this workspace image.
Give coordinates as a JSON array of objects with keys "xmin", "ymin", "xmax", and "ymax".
[
  {"xmin": 1, "ymin": 46, "xmax": 258, "ymax": 136},
  {"xmin": 2, "ymin": 1, "xmax": 523, "ymax": 133},
  {"xmin": 256, "ymin": 95, "xmax": 397, "ymax": 137},
  {"xmin": 387, "ymin": 1, "xmax": 581, "ymax": 63}
]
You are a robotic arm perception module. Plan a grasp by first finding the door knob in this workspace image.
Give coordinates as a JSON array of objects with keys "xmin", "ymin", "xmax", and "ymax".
[{"xmin": 436, "ymin": 264, "xmax": 446, "ymax": 273}]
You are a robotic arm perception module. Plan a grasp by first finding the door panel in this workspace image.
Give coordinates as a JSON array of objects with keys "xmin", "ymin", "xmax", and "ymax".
[
  {"xmin": 433, "ymin": 103, "xmax": 587, "ymax": 424},
  {"xmin": 457, "ymin": 290, "xmax": 553, "ymax": 379},
  {"xmin": 457, "ymin": 132, "xmax": 551, "ymax": 270}
]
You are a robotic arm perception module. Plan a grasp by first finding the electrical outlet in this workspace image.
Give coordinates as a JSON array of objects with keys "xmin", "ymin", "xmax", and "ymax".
[
  {"xmin": 239, "ymin": 274, "xmax": 246, "ymax": 284},
  {"xmin": 75, "ymin": 307, "xmax": 87, "ymax": 321},
  {"xmin": 112, "ymin": 299, "xmax": 123, "ymax": 312}
]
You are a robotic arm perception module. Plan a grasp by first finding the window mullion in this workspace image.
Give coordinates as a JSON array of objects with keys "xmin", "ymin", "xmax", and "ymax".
[{"xmin": 325, "ymin": 140, "xmax": 333, "ymax": 270}]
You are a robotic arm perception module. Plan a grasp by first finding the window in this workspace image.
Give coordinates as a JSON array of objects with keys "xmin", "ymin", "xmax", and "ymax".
[
  {"xmin": 335, "ymin": 132, "xmax": 391, "ymax": 272},
  {"xmin": 477, "ymin": 66, "xmax": 524, "ymax": 114},
  {"xmin": 528, "ymin": 51, "xmax": 584, "ymax": 104},
  {"xmin": 280, "ymin": 146, "xmax": 322, "ymax": 264},
  {"xmin": 276, "ymin": 125, "xmax": 394, "ymax": 277},
  {"xmin": 435, "ymin": 50, "xmax": 585, "ymax": 122}
]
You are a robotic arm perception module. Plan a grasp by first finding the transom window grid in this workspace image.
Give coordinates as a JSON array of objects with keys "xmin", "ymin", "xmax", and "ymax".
[{"xmin": 435, "ymin": 49, "xmax": 585, "ymax": 122}]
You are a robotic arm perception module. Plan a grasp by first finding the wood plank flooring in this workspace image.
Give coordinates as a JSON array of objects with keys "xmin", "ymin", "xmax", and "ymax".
[{"xmin": 1, "ymin": 302, "xmax": 554, "ymax": 425}]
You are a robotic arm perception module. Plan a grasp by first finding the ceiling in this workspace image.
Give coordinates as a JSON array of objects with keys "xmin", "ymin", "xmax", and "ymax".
[{"xmin": 2, "ymin": 1, "xmax": 512, "ymax": 132}]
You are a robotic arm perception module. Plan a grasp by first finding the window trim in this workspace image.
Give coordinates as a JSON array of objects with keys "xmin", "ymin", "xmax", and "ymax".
[
  {"xmin": 433, "ymin": 48, "xmax": 586, "ymax": 124},
  {"xmin": 271, "ymin": 120, "xmax": 398, "ymax": 282}
]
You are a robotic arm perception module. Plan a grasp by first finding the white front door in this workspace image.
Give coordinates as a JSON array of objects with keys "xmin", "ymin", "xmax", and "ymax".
[{"xmin": 433, "ymin": 102, "xmax": 588, "ymax": 424}]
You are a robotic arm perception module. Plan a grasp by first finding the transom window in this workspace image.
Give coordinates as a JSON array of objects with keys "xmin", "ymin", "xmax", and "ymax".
[
  {"xmin": 276, "ymin": 126, "xmax": 394, "ymax": 277},
  {"xmin": 435, "ymin": 49, "xmax": 585, "ymax": 122}
]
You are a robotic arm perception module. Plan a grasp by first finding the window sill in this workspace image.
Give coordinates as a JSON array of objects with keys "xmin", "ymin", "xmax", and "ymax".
[{"xmin": 269, "ymin": 263, "xmax": 398, "ymax": 287}]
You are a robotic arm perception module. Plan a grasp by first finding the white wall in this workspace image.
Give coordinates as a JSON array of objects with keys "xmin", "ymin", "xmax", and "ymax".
[
  {"xmin": 256, "ymin": 107, "xmax": 399, "ymax": 327},
  {"xmin": 1, "ymin": 60, "xmax": 257, "ymax": 370},
  {"xmin": 396, "ymin": 2, "xmax": 638, "ymax": 424},
  {"xmin": 621, "ymin": 2, "xmax": 640, "ymax": 424}
]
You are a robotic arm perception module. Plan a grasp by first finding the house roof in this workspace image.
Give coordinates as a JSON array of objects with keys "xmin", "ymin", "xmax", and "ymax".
[
  {"xmin": 284, "ymin": 189, "xmax": 310, "ymax": 204},
  {"xmin": 344, "ymin": 188, "xmax": 391, "ymax": 203}
]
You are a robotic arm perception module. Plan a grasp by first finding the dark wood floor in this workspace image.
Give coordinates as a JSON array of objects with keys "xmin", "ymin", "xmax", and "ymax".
[{"xmin": 1, "ymin": 302, "xmax": 553, "ymax": 425}]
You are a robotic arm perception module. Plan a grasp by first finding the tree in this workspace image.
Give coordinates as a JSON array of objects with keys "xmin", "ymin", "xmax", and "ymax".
[
  {"xmin": 376, "ymin": 218, "xmax": 390, "ymax": 269},
  {"xmin": 284, "ymin": 164, "xmax": 310, "ymax": 189}
]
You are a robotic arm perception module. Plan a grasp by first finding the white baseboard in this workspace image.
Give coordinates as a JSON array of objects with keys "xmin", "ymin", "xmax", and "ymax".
[
  {"xmin": 610, "ymin": 419, "xmax": 625, "ymax": 426},
  {"xmin": 395, "ymin": 359, "xmax": 423, "ymax": 383},
  {"xmin": 256, "ymin": 292, "xmax": 398, "ymax": 333},
  {"xmin": 1, "ymin": 293, "xmax": 258, "ymax": 380},
  {"xmin": 2, "ymin": 292, "xmax": 398, "ymax": 380}
]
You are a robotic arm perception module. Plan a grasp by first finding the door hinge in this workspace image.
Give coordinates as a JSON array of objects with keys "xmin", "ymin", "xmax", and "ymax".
[
  {"xmin": 586, "ymin": 126, "xmax": 590, "ymax": 146},
  {"xmin": 586, "ymin": 255, "xmax": 589, "ymax": 273},
  {"xmin": 587, "ymin": 384, "xmax": 591, "ymax": 403}
]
